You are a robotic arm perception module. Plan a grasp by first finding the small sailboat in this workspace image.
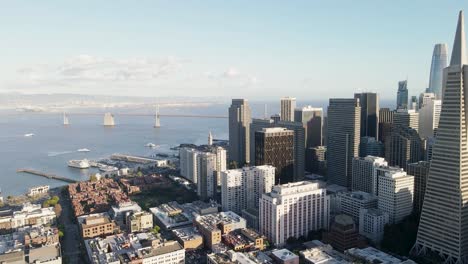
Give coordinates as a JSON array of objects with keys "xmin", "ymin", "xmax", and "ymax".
[
  {"xmin": 77, "ymin": 148, "xmax": 91, "ymax": 152},
  {"xmin": 63, "ymin": 112, "xmax": 70, "ymax": 126},
  {"xmin": 24, "ymin": 133, "xmax": 35, "ymax": 137}
]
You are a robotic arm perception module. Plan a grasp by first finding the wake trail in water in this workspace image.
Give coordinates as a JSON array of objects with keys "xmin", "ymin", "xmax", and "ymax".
[{"xmin": 47, "ymin": 151, "xmax": 75, "ymax": 157}]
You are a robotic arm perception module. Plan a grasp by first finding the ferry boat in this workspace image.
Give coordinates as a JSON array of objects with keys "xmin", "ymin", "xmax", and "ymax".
[
  {"xmin": 145, "ymin": 143, "xmax": 158, "ymax": 148},
  {"xmin": 68, "ymin": 159, "xmax": 90, "ymax": 169},
  {"xmin": 77, "ymin": 148, "xmax": 91, "ymax": 152}
]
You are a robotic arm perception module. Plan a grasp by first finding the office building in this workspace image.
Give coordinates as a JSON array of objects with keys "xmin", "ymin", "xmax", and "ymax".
[
  {"xmin": 384, "ymin": 125, "xmax": 425, "ymax": 170},
  {"xmin": 271, "ymin": 249, "xmax": 300, "ymax": 264},
  {"xmin": 77, "ymin": 213, "xmax": 118, "ymax": 239},
  {"xmin": 334, "ymin": 191, "xmax": 378, "ymax": 223},
  {"xmin": 376, "ymin": 166, "xmax": 414, "ymax": 224},
  {"xmin": 126, "ymin": 211, "xmax": 153, "ymax": 233},
  {"xmin": 396, "ymin": 80, "xmax": 408, "ymax": 109},
  {"xmin": 359, "ymin": 208, "xmax": 389, "ymax": 244},
  {"xmin": 179, "ymin": 148, "xmax": 199, "ymax": 183},
  {"xmin": 419, "ymin": 92, "xmax": 436, "ymax": 108},
  {"xmin": 306, "ymin": 146, "xmax": 327, "ymax": 175},
  {"xmin": 150, "ymin": 201, "xmax": 219, "ymax": 230},
  {"xmin": 407, "ymin": 161, "xmax": 430, "ymax": 216},
  {"xmin": 172, "ymin": 227, "xmax": 203, "ymax": 250},
  {"xmin": 346, "ymin": 247, "xmax": 411, "ymax": 263},
  {"xmin": 322, "ymin": 215, "xmax": 366, "ymax": 252},
  {"xmin": 378, "ymin": 108, "xmax": 394, "ymax": 143},
  {"xmin": 418, "ymin": 99, "xmax": 442, "ymax": 139},
  {"xmin": 410, "ymin": 96, "xmax": 418, "ymax": 110},
  {"xmin": 327, "ymin": 98, "xmax": 361, "ymax": 187},
  {"xmin": 221, "ymin": 165, "xmax": 275, "ymax": 214},
  {"xmin": 280, "ymin": 97, "xmax": 296, "ymax": 121},
  {"xmin": 197, "ymin": 152, "xmax": 217, "ymax": 200},
  {"xmin": 427, "ymin": 43, "xmax": 449, "ymax": 99},
  {"xmin": 413, "ymin": 15, "xmax": 468, "ymax": 261},
  {"xmin": 255, "ymin": 128, "xmax": 294, "ymax": 183},
  {"xmin": 250, "ymin": 118, "xmax": 305, "ymax": 181},
  {"xmin": 194, "ymin": 211, "xmax": 246, "ymax": 249},
  {"xmin": 354, "ymin": 92, "xmax": 379, "ymax": 139},
  {"xmin": 294, "ymin": 106, "xmax": 323, "ymax": 148},
  {"xmin": 259, "ymin": 181, "xmax": 329, "ymax": 245},
  {"xmin": 229, "ymin": 99, "xmax": 252, "ymax": 166},
  {"xmin": 359, "ymin": 137, "xmax": 384, "ymax": 157},
  {"xmin": 109, "ymin": 202, "xmax": 142, "ymax": 228},
  {"xmin": 394, "ymin": 109, "xmax": 419, "ymax": 132},
  {"xmin": 352, "ymin": 156, "xmax": 387, "ymax": 194},
  {"xmin": 0, "ymin": 203, "xmax": 56, "ymax": 232},
  {"xmin": 214, "ymin": 147, "xmax": 227, "ymax": 185}
]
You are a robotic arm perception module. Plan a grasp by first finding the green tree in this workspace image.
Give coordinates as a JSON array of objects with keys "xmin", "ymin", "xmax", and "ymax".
[
  {"xmin": 89, "ymin": 174, "xmax": 98, "ymax": 182},
  {"xmin": 152, "ymin": 225, "xmax": 161, "ymax": 234}
]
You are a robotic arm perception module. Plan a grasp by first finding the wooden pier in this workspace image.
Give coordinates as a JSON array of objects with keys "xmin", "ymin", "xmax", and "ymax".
[{"xmin": 17, "ymin": 169, "xmax": 78, "ymax": 183}]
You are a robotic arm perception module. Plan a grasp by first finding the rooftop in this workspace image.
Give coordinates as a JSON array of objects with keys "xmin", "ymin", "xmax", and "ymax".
[
  {"xmin": 346, "ymin": 247, "xmax": 407, "ymax": 263},
  {"xmin": 271, "ymin": 249, "xmax": 298, "ymax": 261},
  {"xmin": 195, "ymin": 211, "xmax": 245, "ymax": 231}
]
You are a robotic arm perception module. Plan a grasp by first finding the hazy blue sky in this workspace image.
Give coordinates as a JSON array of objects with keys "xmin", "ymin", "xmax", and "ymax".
[{"xmin": 1, "ymin": 1, "xmax": 467, "ymax": 100}]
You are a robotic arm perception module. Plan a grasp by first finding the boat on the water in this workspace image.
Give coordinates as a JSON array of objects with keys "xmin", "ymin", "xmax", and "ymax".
[
  {"xmin": 24, "ymin": 133, "xmax": 35, "ymax": 137},
  {"xmin": 77, "ymin": 148, "xmax": 91, "ymax": 152},
  {"xmin": 145, "ymin": 143, "xmax": 158, "ymax": 148},
  {"xmin": 68, "ymin": 159, "xmax": 90, "ymax": 169}
]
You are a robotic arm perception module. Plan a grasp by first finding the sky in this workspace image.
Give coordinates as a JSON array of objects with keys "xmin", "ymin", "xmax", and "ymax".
[{"xmin": 0, "ymin": 1, "xmax": 467, "ymax": 100}]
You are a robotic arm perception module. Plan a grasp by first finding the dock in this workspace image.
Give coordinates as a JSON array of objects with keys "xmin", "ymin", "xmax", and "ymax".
[{"xmin": 17, "ymin": 169, "xmax": 78, "ymax": 183}]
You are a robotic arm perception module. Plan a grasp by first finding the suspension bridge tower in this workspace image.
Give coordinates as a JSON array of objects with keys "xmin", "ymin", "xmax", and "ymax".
[{"xmin": 154, "ymin": 104, "xmax": 161, "ymax": 128}]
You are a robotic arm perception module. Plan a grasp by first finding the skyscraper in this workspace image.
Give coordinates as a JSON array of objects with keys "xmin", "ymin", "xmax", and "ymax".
[
  {"xmin": 280, "ymin": 97, "xmax": 296, "ymax": 121},
  {"xmin": 197, "ymin": 152, "xmax": 217, "ymax": 200},
  {"xmin": 378, "ymin": 108, "xmax": 395, "ymax": 143},
  {"xmin": 229, "ymin": 99, "xmax": 252, "ymax": 166},
  {"xmin": 294, "ymin": 106, "xmax": 323, "ymax": 148},
  {"xmin": 352, "ymin": 156, "xmax": 387, "ymax": 194},
  {"xmin": 407, "ymin": 161, "xmax": 430, "ymax": 217},
  {"xmin": 221, "ymin": 165, "xmax": 275, "ymax": 214},
  {"xmin": 354, "ymin": 92, "xmax": 379, "ymax": 139},
  {"xmin": 327, "ymin": 98, "xmax": 361, "ymax": 187},
  {"xmin": 255, "ymin": 128, "xmax": 294, "ymax": 184},
  {"xmin": 250, "ymin": 118, "xmax": 305, "ymax": 181},
  {"xmin": 418, "ymin": 99, "xmax": 442, "ymax": 139},
  {"xmin": 412, "ymin": 11, "xmax": 468, "ymax": 263},
  {"xmin": 394, "ymin": 109, "xmax": 419, "ymax": 132},
  {"xmin": 427, "ymin": 43, "xmax": 449, "ymax": 99},
  {"xmin": 384, "ymin": 125, "xmax": 425, "ymax": 170},
  {"xmin": 396, "ymin": 80, "xmax": 408, "ymax": 110}
]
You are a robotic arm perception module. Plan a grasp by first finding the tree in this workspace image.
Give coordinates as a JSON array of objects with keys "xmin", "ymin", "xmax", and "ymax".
[
  {"xmin": 152, "ymin": 225, "xmax": 161, "ymax": 234},
  {"xmin": 228, "ymin": 161, "xmax": 238, "ymax": 169},
  {"xmin": 89, "ymin": 174, "xmax": 98, "ymax": 182},
  {"xmin": 54, "ymin": 204, "xmax": 62, "ymax": 217}
]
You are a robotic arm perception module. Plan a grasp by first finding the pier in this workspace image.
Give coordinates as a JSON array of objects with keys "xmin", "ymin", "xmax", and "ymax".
[{"xmin": 17, "ymin": 169, "xmax": 78, "ymax": 183}]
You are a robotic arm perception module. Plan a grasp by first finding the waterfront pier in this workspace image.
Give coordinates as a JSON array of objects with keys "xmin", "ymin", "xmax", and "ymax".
[{"xmin": 17, "ymin": 169, "xmax": 77, "ymax": 183}]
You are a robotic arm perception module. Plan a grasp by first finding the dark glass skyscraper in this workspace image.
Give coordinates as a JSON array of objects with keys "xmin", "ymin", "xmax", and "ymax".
[
  {"xmin": 354, "ymin": 92, "xmax": 379, "ymax": 138},
  {"xmin": 427, "ymin": 43, "xmax": 448, "ymax": 99},
  {"xmin": 396, "ymin": 80, "xmax": 408, "ymax": 109}
]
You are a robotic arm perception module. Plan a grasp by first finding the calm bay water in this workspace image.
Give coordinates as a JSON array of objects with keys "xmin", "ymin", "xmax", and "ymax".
[{"xmin": 0, "ymin": 105, "xmax": 230, "ymax": 196}]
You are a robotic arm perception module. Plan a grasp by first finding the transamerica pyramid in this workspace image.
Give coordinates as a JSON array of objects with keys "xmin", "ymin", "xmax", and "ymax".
[{"xmin": 411, "ymin": 11, "xmax": 468, "ymax": 264}]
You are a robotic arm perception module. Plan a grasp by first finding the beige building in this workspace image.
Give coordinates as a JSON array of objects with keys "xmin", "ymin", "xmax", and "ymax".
[
  {"xmin": 172, "ymin": 227, "xmax": 203, "ymax": 250},
  {"xmin": 78, "ymin": 213, "xmax": 118, "ymax": 239},
  {"xmin": 126, "ymin": 211, "xmax": 153, "ymax": 233},
  {"xmin": 194, "ymin": 211, "xmax": 246, "ymax": 249},
  {"xmin": 0, "ymin": 203, "xmax": 56, "ymax": 233}
]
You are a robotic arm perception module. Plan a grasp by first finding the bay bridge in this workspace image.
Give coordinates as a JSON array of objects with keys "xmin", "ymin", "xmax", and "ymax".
[{"xmin": 62, "ymin": 105, "xmax": 227, "ymax": 127}]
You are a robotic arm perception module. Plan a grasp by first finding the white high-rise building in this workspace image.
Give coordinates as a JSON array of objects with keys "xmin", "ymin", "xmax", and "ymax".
[
  {"xmin": 412, "ymin": 12, "xmax": 468, "ymax": 262},
  {"xmin": 179, "ymin": 148, "xmax": 199, "ymax": 183},
  {"xmin": 214, "ymin": 147, "xmax": 227, "ymax": 186},
  {"xmin": 418, "ymin": 99, "xmax": 442, "ymax": 139},
  {"xmin": 352, "ymin": 156, "xmax": 388, "ymax": 194},
  {"xmin": 376, "ymin": 166, "xmax": 414, "ymax": 224},
  {"xmin": 259, "ymin": 181, "xmax": 329, "ymax": 245},
  {"xmin": 359, "ymin": 208, "xmax": 389, "ymax": 244},
  {"xmin": 418, "ymin": 92, "xmax": 436, "ymax": 109},
  {"xmin": 221, "ymin": 165, "xmax": 275, "ymax": 214},
  {"xmin": 197, "ymin": 152, "xmax": 217, "ymax": 200},
  {"xmin": 280, "ymin": 97, "xmax": 296, "ymax": 121},
  {"xmin": 335, "ymin": 191, "xmax": 378, "ymax": 223}
]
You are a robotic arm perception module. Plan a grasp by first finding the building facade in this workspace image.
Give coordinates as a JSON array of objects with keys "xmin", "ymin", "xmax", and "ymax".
[
  {"xmin": 384, "ymin": 125, "xmax": 425, "ymax": 170},
  {"xmin": 255, "ymin": 128, "xmax": 295, "ymax": 184},
  {"xmin": 418, "ymin": 99, "xmax": 441, "ymax": 139},
  {"xmin": 376, "ymin": 166, "xmax": 414, "ymax": 224},
  {"xmin": 197, "ymin": 152, "xmax": 217, "ymax": 200},
  {"xmin": 294, "ymin": 106, "xmax": 323, "ymax": 148},
  {"xmin": 352, "ymin": 156, "xmax": 388, "ymax": 194},
  {"xmin": 359, "ymin": 208, "xmax": 389, "ymax": 244},
  {"xmin": 259, "ymin": 181, "xmax": 330, "ymax": 245},
  {"xmin": 327, "ymin": 98, "xmax": 361, "ymax": 187},
  {"xmin": 229, "ymin": 99, "xmax": 252, "ymax": 166},
  {"xmin": 394, "ymin": 109, "xmax": 419, "ymax": 132},
  {"xmin": 221, "ymin": 165, "xmax": 275, "ymax": 214},
  {"xmin": 396, "ymin": 80, "xmax": 408, "ymax": 110},
  {"xmin": 280, "ymin": 97, "xmax": 296, "ymax": 122},
  {"xmin": 427, "ymin": 43, "xmax": 449, "ymax": 99},
  {"xmin": 354, "ymin": 92, "xmax": 379, "ymax": 139},
  {"xmin": 407, "ymin": 161, "xmax": 430, "ymax": 216}
]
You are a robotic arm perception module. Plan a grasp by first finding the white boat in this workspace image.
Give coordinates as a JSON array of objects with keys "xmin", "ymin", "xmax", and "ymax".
[
  {"xmin": 145, "ymin": 143, "xmax": 159, "ymax": 148},
  {"xmin": 24, "ymin": 133, "xmax": 35, "ymax": 137},
  {"xmin": 77, "ymin": 148, "xmax": 91, "ymax": 152},
  {"xmin": 63, "ymin": 113, "xmax": 70, "ymax": 126},
  {"xmin": 68, "ymin": 159, "xmax": 90, "ymax": 169}
]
